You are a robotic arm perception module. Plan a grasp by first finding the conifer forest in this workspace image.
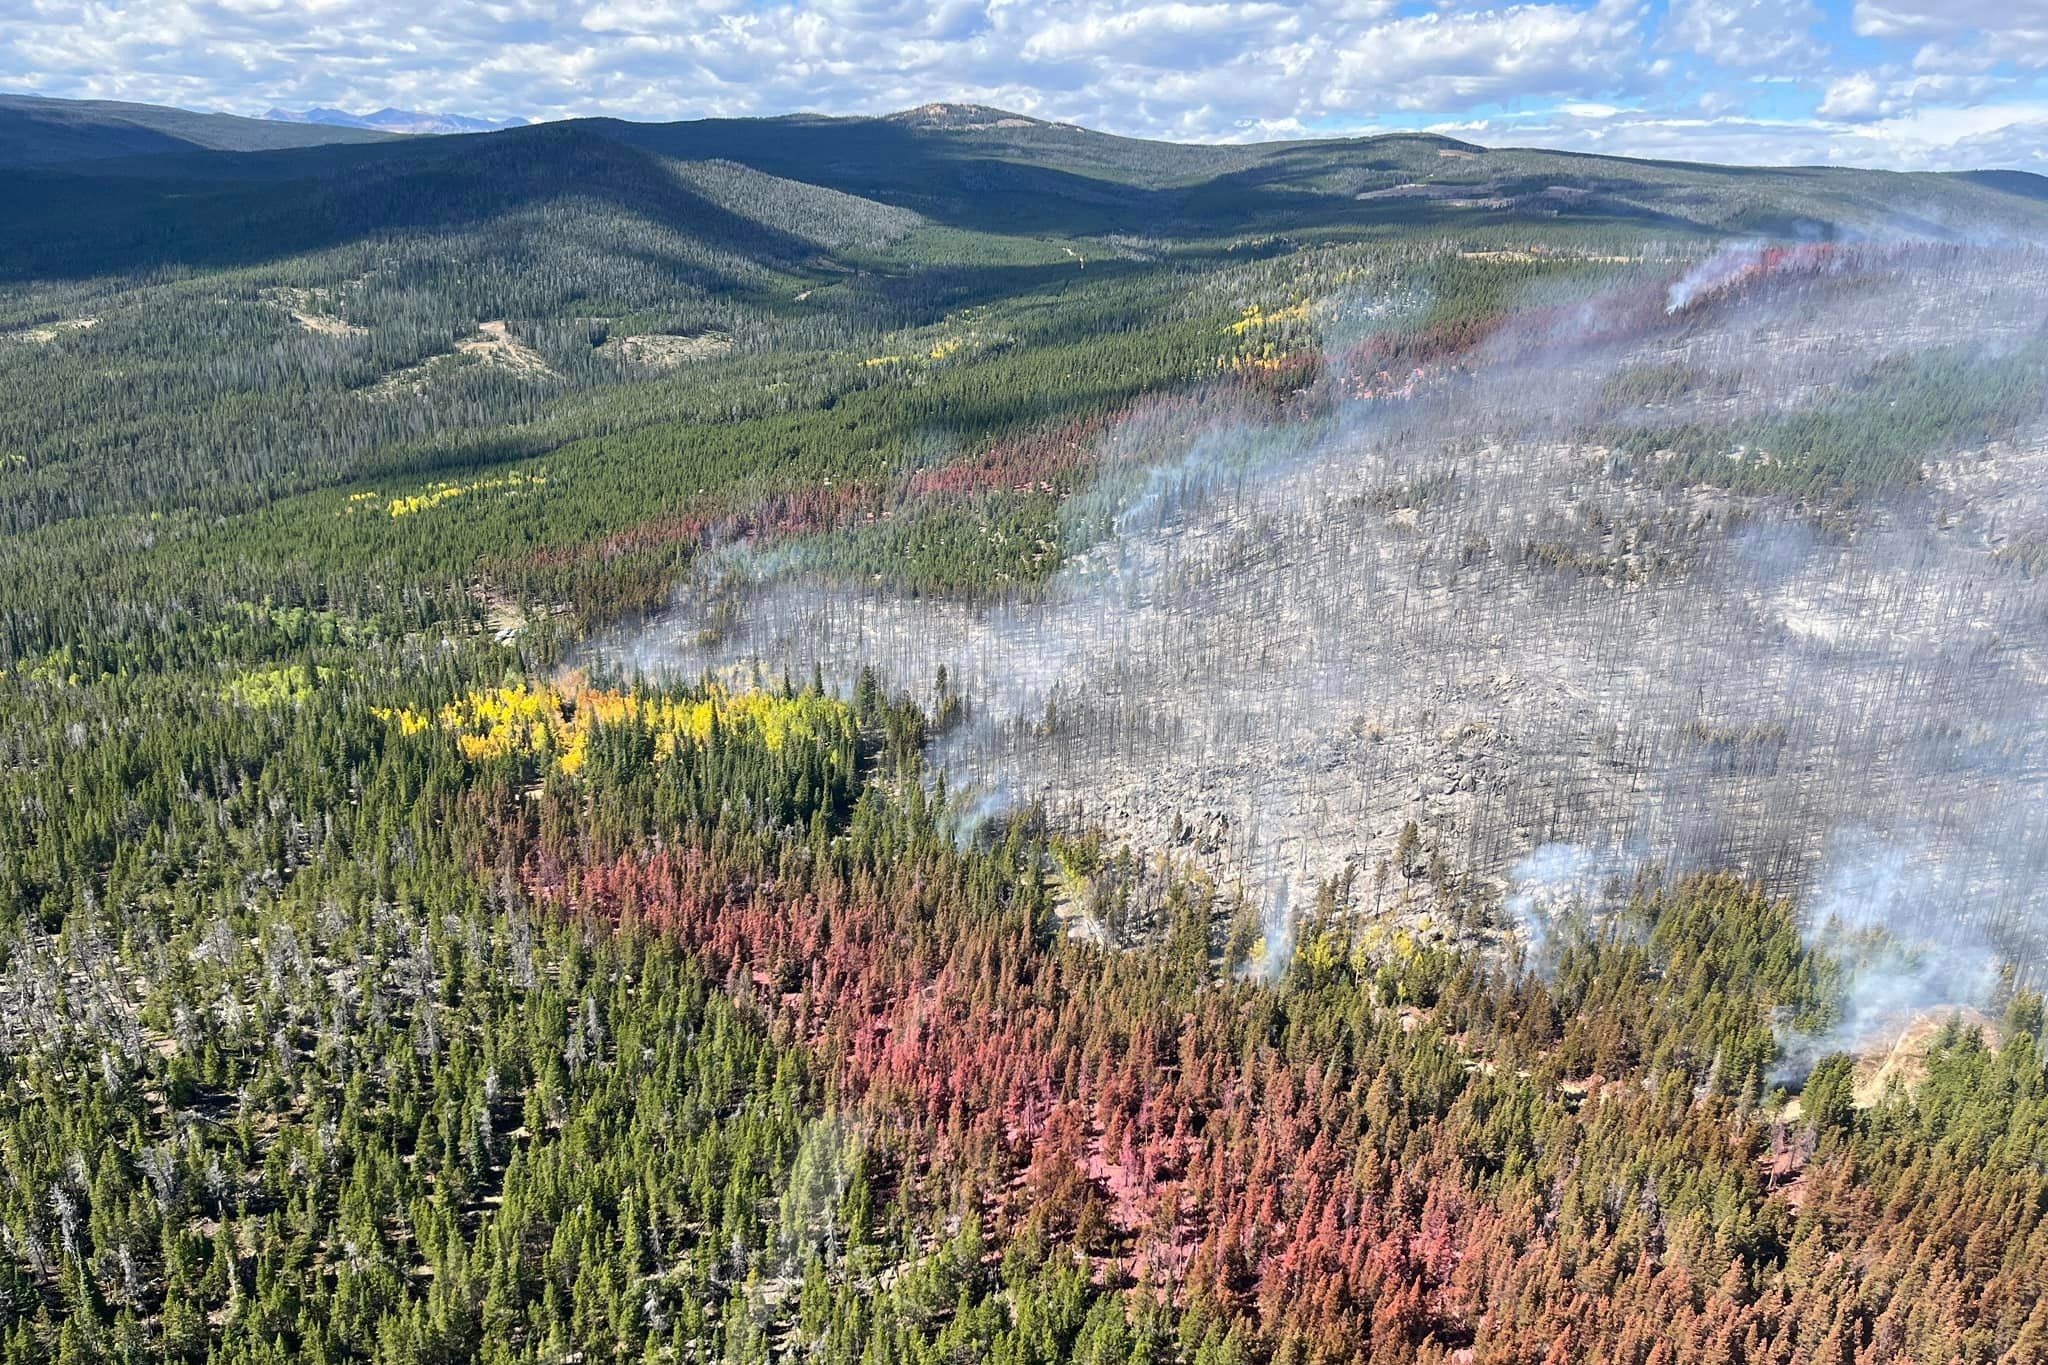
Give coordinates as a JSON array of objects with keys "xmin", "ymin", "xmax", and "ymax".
[{"xmin": 4, "ymin": 95, "xmax": 2048, "ymax": 1365}]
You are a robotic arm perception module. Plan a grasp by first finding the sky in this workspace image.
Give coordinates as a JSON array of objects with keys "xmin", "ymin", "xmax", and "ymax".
[{"xmin": 3, "ymin": 0, "xmax": 2047, "ymax": 170}]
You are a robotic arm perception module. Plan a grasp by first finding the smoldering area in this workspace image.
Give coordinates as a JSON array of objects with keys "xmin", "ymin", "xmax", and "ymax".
[{"xmin": 591, "ymin": 242, "xmax": 2048, "ymax": 1023}]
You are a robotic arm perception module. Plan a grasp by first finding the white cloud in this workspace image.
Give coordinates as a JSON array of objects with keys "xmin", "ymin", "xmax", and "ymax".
[
  {"xmin": 1852, "ymin": 0, "xmax": 2048, "ymax": 68},
  {"xmin": 1819, "ymin": 69, "xmax": 2001, "ymax": 122},
  {"xmin": 1910, "ymin": 40, "xmax": 2002, "ymax": 75},
  {"xmin": 1819, "ymin": 72, "xmax": 1885, "ymax": 119},
  {"xmin": 1852, "ymin": 0, "xmax": 2048, "ymax": 40},
  {"xmin": 1319, "ymin": 0, "xmax": 1647, "ymax": 113},
  {"xmin": 1665, "ymin": 0, "xmax": 1824, "ymax": 69},
  {"xmin": 1020, "ymin": 3, "xmax": 1299, "ymax": 65},
  {"xmin": 1436, "ymin": 100, "xmax": 2048, "ymax": 172}
]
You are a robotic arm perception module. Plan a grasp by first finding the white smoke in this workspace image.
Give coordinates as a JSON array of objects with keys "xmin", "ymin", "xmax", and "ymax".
[
  {"xmin": 1666, "ymin": 240, "xmax": 1766, "ymax": 314},
  {"xmin": 591, "ymin": 243, "xmax": 2048, "ymax": 980},
  {"xmin": 1774, "ymin": 831, "xmax": 2007, "ymax": 1084},
  {"xmin": 1254, "ymin": 877, "xmax": 1294, "ymax": 981},
  {"xmin": 1501, "ymin": 842, "xmax": 1627, "ymax": 967}
]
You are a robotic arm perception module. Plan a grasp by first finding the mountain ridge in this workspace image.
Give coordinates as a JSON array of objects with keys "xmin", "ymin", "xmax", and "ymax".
[
  {"xmin": 3, "ymin": 92, "xmax": 2045, "ymax": 284},
  {"xmin": 265, "ymin": 105, "xmax": 526, "ymax": 135},
  {"xmin": 0, "ymin": 91, "xmax": 394, "ymax": 165}
]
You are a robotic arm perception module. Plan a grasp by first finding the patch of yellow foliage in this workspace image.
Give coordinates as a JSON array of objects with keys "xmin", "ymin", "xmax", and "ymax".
[
  {"xmin": 866, "ymin": 334, "xmax": 971, "ymax": 369},
  {"xmin": 384, "ymin": 470, "xmax": 547, "ymax": 519},
  {"xmin": 223, "ymin": 664, "xmax": 336, "ymax": 707},
  {"xmin": 1228, "ymin": 301, "xmax": 1312, "ymax": 336},
  {"xmin": 373, "ymin": 680, "xmax": 851, "ymax": 773},
  {"xmin": 379, "ymin": 707, "xmax": 433, "ymax": 737},
  {"xmin": 1220, "ymin": 345, "xmax": 1304, "ymax": 375},
  {"xmin": 10, "ymin": 648, "xmax": 81, "ymax": 687}
]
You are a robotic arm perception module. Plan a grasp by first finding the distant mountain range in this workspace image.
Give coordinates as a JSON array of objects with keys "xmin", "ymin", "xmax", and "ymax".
[
  {"xmin": 6, "ymin": 90, "xmax": 2048, "ymax": 279},
  {"xmin": 265, "ymin": 106, "xmax": 524, "ymax": 136},
  {"xmin": 0, "ymin": 92, "xmax": 392, "ymax": 165}
]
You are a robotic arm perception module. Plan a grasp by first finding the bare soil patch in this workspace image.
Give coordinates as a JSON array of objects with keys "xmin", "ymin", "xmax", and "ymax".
[
  {"xmin": 9, "ymin": 316, "xmax": 98, "ymax": 343},
  {"xmin": 258, "ymin": 286, "xmax": 368, "ymax": 337},
  {"xmin": 459, "ymin": 320, "xmax": 557, "ymax": 376},
  {"xmin": 598, "ymin": 332, "xmax": 732, "ymax": 369},
  {"xmin": 368, "ymin": 321, "xmax": 559, "ymax": 397}
]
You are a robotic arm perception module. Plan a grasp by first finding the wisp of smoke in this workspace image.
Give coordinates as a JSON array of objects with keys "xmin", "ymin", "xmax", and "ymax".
[
  {"xmin": 1773, "ymin": 832, "xmax": 2007, "ymax": 1084},
  {"xmin": 1249, "ymin": 877, "xmax": 1294, "ymax": 982},
  {"xmin": 1501, "ymin": 843, "xmax": 1628, "ymax": 969},
  {"xmin": 1666, "ymin": 240, "xmax": 1766, "ymax": 314}
]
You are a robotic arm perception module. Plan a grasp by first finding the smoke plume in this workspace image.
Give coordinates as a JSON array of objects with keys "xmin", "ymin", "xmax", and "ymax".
[{"xmin": 594, "ymin": 241, "xmax": 2048, "ymax": 990}]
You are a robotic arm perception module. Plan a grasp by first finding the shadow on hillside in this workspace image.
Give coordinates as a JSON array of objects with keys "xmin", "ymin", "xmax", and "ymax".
[
  {"xmin": 9, "ymin": 115, "xmax": 2047, "ymax": 285},
  {"xmin": 0, "ymin": 125, "xmax": 832, "ymax": 285}
]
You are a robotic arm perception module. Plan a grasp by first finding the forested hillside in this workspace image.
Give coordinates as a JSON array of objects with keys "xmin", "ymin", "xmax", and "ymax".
[
  {"xmin": 3, "ymin": 96, "xmax": 2047, "ymax": 1365},
  {"xmin": 0, "ymin": 94, "xmax": 392, "ymax": 167}
]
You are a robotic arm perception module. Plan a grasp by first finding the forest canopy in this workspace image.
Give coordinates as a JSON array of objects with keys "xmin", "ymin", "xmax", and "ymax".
[{"xmin": 3, "ymin": 97, "xmax": 2048, "ymax": 1365}]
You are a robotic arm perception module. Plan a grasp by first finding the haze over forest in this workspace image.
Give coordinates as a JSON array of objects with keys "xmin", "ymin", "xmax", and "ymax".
[{"xmin": 2, "ymin": 71, "xmax": 2048, "ymax": 1365}]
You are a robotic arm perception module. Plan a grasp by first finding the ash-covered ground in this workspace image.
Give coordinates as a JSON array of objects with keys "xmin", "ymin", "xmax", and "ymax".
[{"xmin": 595, "ymin": 243, "xmax": 2048, "ymax": 983}]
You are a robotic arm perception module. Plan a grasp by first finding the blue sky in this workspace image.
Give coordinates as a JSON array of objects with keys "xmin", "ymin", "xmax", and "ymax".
[{"xmin": 4, "ymin": 0, "xmax": 2046, "ymax": 169}]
